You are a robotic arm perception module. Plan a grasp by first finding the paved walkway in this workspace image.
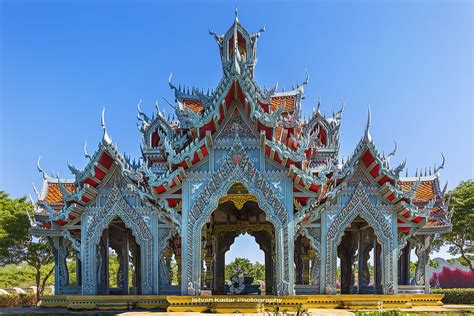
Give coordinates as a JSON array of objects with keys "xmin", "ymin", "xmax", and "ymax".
[{"xmin": 0, "ymin": 305, "xmax": 473, "ymax": 315}]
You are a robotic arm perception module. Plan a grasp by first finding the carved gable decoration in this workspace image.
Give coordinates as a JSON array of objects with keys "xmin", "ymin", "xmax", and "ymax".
[{"xmin": 216, "ymin": 106, "xmax": 258, "ymax": 140}]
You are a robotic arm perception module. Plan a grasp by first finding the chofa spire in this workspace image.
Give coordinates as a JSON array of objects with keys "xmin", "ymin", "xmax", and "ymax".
[
  {"xmin": 363, "ymin": 106, "xmax": 372, "ymax": 143},
  {"xmin": 101, "ymin": 107, "xmax": 112, "ymax": 145}
]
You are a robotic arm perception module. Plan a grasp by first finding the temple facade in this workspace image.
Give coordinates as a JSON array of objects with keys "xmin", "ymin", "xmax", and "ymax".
[{"xmin": 31, "ymin": 15, "xmax": 451, "ymax": 297}]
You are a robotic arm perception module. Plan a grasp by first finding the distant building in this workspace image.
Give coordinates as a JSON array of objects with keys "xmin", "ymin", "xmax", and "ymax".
[{"xmin": 31, "ymin": 14, "xmax": 451, "ymax": 296}]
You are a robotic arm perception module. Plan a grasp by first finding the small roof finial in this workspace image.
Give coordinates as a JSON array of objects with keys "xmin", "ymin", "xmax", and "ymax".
[
  {"xmin": 84, "ymin": 141, "xmax": 92, "ymax": 161},
  {"xmin": 363, "ymin": 105, "xmax": 372, "ymax": 142},
  {"xmin": 234, "ymin": 6, "xmax": 239, "ymax": 22},
  {"xmin": 317, "ymin": 97, "xmax": 321, "ymax": 113},
  {"xmin": 37, "ymin": 156, "xmax": 49, "ymax": 180},
  {"xmin": 101, "ymin": 107, "xmax": 112, "ymax": 145}
]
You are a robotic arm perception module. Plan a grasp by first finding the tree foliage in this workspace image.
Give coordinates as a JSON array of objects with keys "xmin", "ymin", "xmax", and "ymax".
[
  {"xmin": 225, "ymin": 258, "xmax": 265, "ymax": 284},
  {"xmin": 437, "ymin": 180, "xmax": 474, "ymax": 271},
  {"xmin": 0, "ymin": 192, "xmax": 54, "ymax": 301}
]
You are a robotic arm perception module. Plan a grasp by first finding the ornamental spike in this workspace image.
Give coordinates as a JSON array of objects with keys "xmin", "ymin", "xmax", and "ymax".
[
  {"xmin": 393, "ymin": 158, "xmax": 406, "ymax": 177},
  {"xmin": 101, "ymin": 107, "xmax": 112, "ymax": 145},
  {"xmin": 303, "ymin": 69, "xmax": 309, "ymax": 85},
  {"xmin": 442, "ymin": 181, "xmax": 448, "ymax": 195},
  {"xmin": 363, "ymin": 105, "xmax": 372, "ymax": 143},
  {"xmin": 387, "ymin": 141, "xmax": 397, "ymax": 159},
  {"xmin": 32, "ymin": 182, "xmax": 40, "ymax": 199},
  {"xmin": 429, "ymin": 166, "xmax": 432, "ymax": 175},
  {"xmin": 155, "ymin": 100, "xmax": 160, "ymax": 113},
  {"xmin": 168, "ymin": 73, "xmax": 178, "ymax": 92},
  {"xmin": 317, "ymin": 97, "xmax": 321, "ymax": 113},
  {"xmin": 415, "ymin": 168, "xmax": 418, "ymax": 177},
  {"xmin": 162, "ymin": 97, "xmax": 177, "ymax": 110},
  {"xmin": 37, "ymin": 156, "xmax": 49, "ymax": 180},
  {"xmin": 405, "ymin": 169, "xmax": 408, "ymax": 177},
  {"xmin": 26, "ymin": 197, "xmax": 36, "ymax": 227},
  {"xmin": 84, "ymin": 141, "xmax": 92, "ymax": 161},
  {"xmin": 137, "ymin": 98, "xmax": 143, "ymax": 115},
  {"xmin": 408, "ymin": 176, "xmax": 421, "ymax": 196},
  {"xmin": 270, "ymin": 81, "xmax": 278, "ymax": 94},
  {"xmin": 434, "ymin": 153, "xmax": 445, "ymax": 175},
  {"xmin": 338, "ymin": 98, "xmax": 345, "ymax": 115}
]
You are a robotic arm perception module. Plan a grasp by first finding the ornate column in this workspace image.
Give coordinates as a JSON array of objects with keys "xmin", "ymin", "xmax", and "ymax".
[
  {"xmin": 96, "ymin": 231, "xmax": 109, "ymax": 294},
  {"xmin": 309, "ymin": 249, "xmax": 320, "ymax": 291},
  {"xmin": 414, "ymin": 235, "xmax": 432, "ymax": 293},
  {"xmin": 76, "ymin": 255, "xmax": 82, "ymax": 286},
  {"xmin": 358, "ymin": 229, "xmax": 374, "ymax": 293},
  {"xmin": 398, "ymin": 242, "xmax": 411, "ymax": 285},
  {"xmin": 338, "ymin": 231, "xmax": 358, "ymax": 294},
  {"xmin": 374, "ymin": 243, "xmax": 382, "ymax": 293},
  {"xmin": 294, "ymin": 237, "xmax": 303, "ymax": 284},
  {"xmin": 53, "ymin": 237, "xmax": 69, "ymax": 294},
  {"xmin": 264, "ymin": 250, "xmax": 273, "ymax": 294}
]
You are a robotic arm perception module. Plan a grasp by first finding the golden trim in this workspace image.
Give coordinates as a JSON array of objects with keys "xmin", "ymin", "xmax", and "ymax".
[
  {"xmin": 219, "ymin": 194, "xmax": 257, "ymax": 210},
  {"xmin": 39, "ymin": 294, "xmax": 444, "ymax": 312}
]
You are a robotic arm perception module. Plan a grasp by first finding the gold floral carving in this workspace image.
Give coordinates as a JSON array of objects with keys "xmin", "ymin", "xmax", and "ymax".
[{"xmin": 218, "ymin": 194, "xmax": 258, "ymax": 210}]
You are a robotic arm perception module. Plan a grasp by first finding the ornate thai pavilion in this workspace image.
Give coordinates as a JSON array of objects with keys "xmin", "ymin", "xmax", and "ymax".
[{"xmin": 31, "ymin": 14, "xmax": 451, "ymax": 297}]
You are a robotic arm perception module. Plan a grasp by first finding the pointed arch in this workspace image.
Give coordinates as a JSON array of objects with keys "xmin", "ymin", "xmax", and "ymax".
[
  {"xmin": 82, "ymin": 186, "xmax": 153, "ymax": 295},
  {"xmin": 324, "ymin": 182, "xmax": 395, "ymax": 294},
  {"xmin": 184, "ymin": 137, "xmax": 292, "ymax": 295}
]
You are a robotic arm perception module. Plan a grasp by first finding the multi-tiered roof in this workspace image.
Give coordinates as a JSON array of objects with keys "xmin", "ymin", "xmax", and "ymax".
[{"xmin": 31, "ymin": 12, "xmax": 451, "ymax": 240}]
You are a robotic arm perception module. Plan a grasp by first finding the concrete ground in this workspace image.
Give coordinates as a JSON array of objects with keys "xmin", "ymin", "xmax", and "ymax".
[{"xmin": 0, "ymin": 305, "xmax": 473, "ymax": 315}]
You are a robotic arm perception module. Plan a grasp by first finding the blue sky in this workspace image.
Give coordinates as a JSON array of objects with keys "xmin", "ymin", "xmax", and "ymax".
[{"xmin": 1, "ymin": 1, "xmax": 472, "ymax": 262}]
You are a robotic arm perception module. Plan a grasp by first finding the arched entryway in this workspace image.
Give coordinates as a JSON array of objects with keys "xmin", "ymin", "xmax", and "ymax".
[
  {"xmin": 82, "ymin": 186, "xmax": 153, "ymax": 295},
  {"xmin": 200, "ymin": 183, "xmax": 276, "ymax": 294},
  {"xmin": 96, "ymin": 217, "xmax": 141, "ymax": 294},
  {"xmin": 182, "ymin": 138, "xmax": 293, "ymax": 295},
  {"xmin": 324, "ymin": 183, "xmax": 395, "ymax": 294},
  {"xmin": 336, "ymin": 216, "xmax": 382, "ymax": 294}
]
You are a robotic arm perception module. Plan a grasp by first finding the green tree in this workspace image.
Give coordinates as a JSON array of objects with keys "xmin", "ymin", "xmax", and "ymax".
[
  {"xmin": 435, "ymin": 180, "xmax": 474, "ymax": 271},
  {"xmin": 0, "ymin": 192, "xmax": 54, "ymax": 302},
  {"xmin": 225, "ymin": 258, "xmax": 265, "ymax": 284}
]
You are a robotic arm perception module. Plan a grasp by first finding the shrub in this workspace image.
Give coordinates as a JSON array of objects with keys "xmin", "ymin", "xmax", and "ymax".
[
  {"xmin": 432, "ymin": 288, "xmax": 474, "ymax": 304},
  {"xmin": 0, "ymin": 293, "xmax": 37, "ymax": 307}
]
